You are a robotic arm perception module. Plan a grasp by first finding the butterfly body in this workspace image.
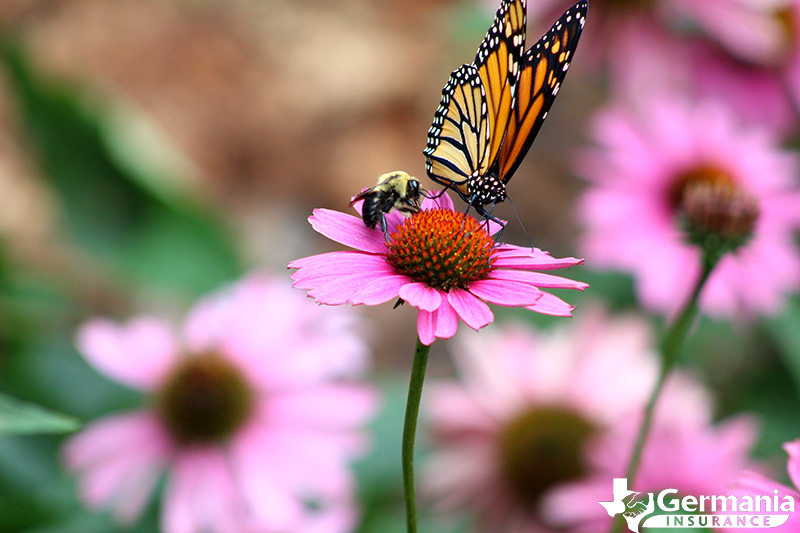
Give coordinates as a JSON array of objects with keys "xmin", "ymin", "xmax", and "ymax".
[
  {"xmin": 424, "ymin": 0, "xmax": 587, "ymax": 217},
  {"xmin": 351, "ymin": 171, "xmax": 423, "ymax": 234}
]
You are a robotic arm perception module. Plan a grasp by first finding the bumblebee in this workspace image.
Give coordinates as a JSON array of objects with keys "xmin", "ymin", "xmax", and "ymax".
[{"xmin": 351, "ymin": 171, "xmax": 424, "ymax": 234}]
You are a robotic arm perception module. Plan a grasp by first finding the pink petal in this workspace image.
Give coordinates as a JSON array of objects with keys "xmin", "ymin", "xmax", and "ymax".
[
  {"xmin": 493, "ymin": 245, "xmax": 585, "ymax": 270},
  {"xmin": 350, "ymin": 275, "xmax": 409, "ymax": 306},
  {"xmin": 468, "ymin": 278, "xmax": 542, "ymax": 306},
  {"xmin": 415, "ymin": 300, "xmax": 461, "ymax": 344},
  {"xmin": 162, "ymin": 448, "xmax": 245, "ymax": 533},
  {"xmin": 76, "ymin": 318, "xmax": 177, "ymax": 390},
  {"xmin": 734, "ymin": 470, "xmax": 796, "ymax": 500},
  {"xmin": 447, "ymin": 288, "xmax": 494, "ymax": 331},
  {"xmin": 308, "ymin": 209, "xmax": 387, "ymax": 254},
  {"xmin": 525, "ymin": 291, "xmax": 576, "ymax": 316},
  {"xmin": 490, "ymin": 269, "xmax": 589, "ymax": 290},
  {"xmin": 417, "ymin": 310, "xmax": 436, "ymax": 346},
  {"xmin": 290, "ymin": 252, "xmax": 396, "ymax": 305},
  {"xmin": 432, "ymin": 300, "xmax": 459, "ymax": 340},
  {"xmin": 230, "ymin": 434, "xmax": 305, "ymax": 529},
  {"xmin": 289, "ymin": 251, "xmax": 393, "ymax": 279},
  {"xmin": 399, "ymin": 282, "xmax": 443, "ymax": 311},
  {"xmin": 267, "ymin": 385, "xmax": 378, "ymax": 429},
  {"xmin": 63, "ymin": 412, "xmax": 170, "ymax": 524}
]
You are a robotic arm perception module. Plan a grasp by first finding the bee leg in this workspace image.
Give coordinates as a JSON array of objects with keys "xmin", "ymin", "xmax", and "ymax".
[{"xmin": 381, "ymin": 214, "xmax": 390, "ymax": 243}]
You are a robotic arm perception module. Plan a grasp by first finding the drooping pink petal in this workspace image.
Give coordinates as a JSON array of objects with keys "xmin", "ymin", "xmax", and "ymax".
[
  {"xmin": 416, "ymin": 301, "xmax": 461, "ymax": 344},
  {"xmin": 76, "ymin": 318, "xmax": 177, "ymax": 390},
  {"xmin": 417, "ymin": 310, "xmax": 436, "ymax": 346},
  {"xmin": 308, "ymin": 208, "xmax": 387, "ymax": 254},
  {"xmin": 432, "ymin": 300, "xmax": 459, "ymax": 340},
  {"xmin": 492, "ymin": 246, "xmax": 585, "ymax": 270},
  {"xmin": 489, "ymin": 269, "xmax": 589, "ymax": 291},
  {"xmin": 447, "ymin": 288, "xmax": 494, "ymax": 331},
  {"xmin": 399, "ymin": 282, "xmax": 443, "ymax": 311},
  {"xmin": 525, "ymin": 291, "xmax": 576, "ymax": 316},
  {"xmin": 468, "ymin": 278, "xmax": 542, "ymax": 306}
]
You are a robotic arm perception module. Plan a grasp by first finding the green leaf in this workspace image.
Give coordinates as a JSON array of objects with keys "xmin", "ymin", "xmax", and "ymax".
[
  {"xmin": 0, "ymin": 40, "xmax": 243, "ymax": 297},
  {"xmin": 0, "ymin": 392, "xmax": 80, "ymax": 434}
]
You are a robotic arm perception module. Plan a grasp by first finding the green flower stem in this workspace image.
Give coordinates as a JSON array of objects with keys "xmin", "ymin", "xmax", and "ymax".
[
  {"xmin": 402, "ymin": 337, "xmax": 431, "ymax": 533},
  {"xmin": 610, "ymin": 256, "xmax": 718, "ymax": 533}
]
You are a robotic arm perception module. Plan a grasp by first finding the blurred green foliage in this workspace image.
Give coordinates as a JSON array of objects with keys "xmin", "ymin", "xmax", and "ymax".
[
  {"xmin": 0, "ymin": 39, "xmax": 244, "ymax": 531},
  {"xmin": 1, "ymin": 41, "xmax": 243, "ymax": 298}
]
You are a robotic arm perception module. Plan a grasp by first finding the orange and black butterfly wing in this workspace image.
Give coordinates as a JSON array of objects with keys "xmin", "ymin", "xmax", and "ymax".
[
  {"xmin": 474, "ymin": 0, "xmax": 527, "ymax": 168},
  {"xmin": 497, "ymin": 0, "xmax": 587, "ymax": 183},
  {"xmin": 424, "ymin": 0, "xmax": 526, "ymax": 201},
  {"xmin": 424, "ymin": 65, "xmax": 490, "ymax": 200}
]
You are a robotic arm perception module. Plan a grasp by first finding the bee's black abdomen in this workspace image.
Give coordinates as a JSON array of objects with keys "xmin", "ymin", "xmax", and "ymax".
[{"xmin": 361, "ymin": 193, "xmax": 393, "ymax": 229}]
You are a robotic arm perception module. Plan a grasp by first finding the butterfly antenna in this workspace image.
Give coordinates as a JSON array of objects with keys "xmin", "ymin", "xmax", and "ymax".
[
  {"xmin": 506, "ymin": 194, "xmax": 535, "ymax": 249},
  {"xmin": 424, "ymin": 188, "xmax": 448, "ymax": 200}
]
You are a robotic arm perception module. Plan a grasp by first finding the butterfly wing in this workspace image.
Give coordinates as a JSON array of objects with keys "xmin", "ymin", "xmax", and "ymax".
[
  {"xmin": 424, "ymin": 64, "xmax": 490, "ymax": 199},
  {"xmin": 424, "ymin": 0, "xmax": 527, "ymax": 199},
  {"xmin": 496, "ymin": 0, "xmax": 587, "ymax": 183},
  {"xmin": 474, "ymin": 0, "xmax": 527, "ymax": 168}
]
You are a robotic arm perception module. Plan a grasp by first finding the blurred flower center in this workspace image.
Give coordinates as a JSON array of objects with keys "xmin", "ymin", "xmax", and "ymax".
[
  {"xmin": 775, "ymin": 7, "xmax": 797, "ymax": 55},
  {"xmin": 497, "ymin": 405, "xmax": 597, "ymax": 507},
  {"xmin": 605, "ymin": 0, "xmax": 654, "ymax": 12},
  {"xmin": 681, "ymin": 180, "xmax": 759, "ymax": 252},
  {"xmin": 667, "ymin": 165, "xmax": 736, "ymax": 213},
  {"xmin": 385, "ymin": 208, "xmax": 495, "ymax": 291},
  {"xmin": 155, "ymin": 352, "xmax": 254, "ymax": 445}
]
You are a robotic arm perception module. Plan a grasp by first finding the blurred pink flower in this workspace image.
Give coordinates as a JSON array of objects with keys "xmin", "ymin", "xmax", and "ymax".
[
  {"xmin": 289, "ymin": 193, "xmax": 587, "ymax": 346},
  {"xmin": 543, "ymin": 391, "xmax": 759, "ymax": 532},
  {"xmin": 670, "ymin": 0, "xmax": 791, "ymax": 65},
  {"xmin": 609, "ymin": 22, "xmax": 796, "ymax": 135},
  {"xmin": 720, "ymin": 440, "xmax": 800, "ymax": 531},
  {"xmin": 63, "ymin": 273, "xmax": 377, "ymax": 533},
  {"xmin": 526, "ymin": 0, "xmax": 791, "ymax": 66},
  {"xmin": 423, "ymin": 308, "xmax": 709, "ymax": 531},
  {"xmin": 578, "ymin": 96, "xmax": 800, "ymax": 317}
]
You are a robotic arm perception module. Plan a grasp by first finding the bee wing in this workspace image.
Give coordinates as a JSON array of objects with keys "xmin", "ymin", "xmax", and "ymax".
[{"xmin": 349, "ymin": 187, "xmax": 374, "ymax": 206}]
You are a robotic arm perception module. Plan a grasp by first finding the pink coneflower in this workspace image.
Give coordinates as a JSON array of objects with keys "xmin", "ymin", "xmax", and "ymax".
[
  {"xmin": 422, "ymin": 309, "xmax": 710, "ymax": 531},
  {"xmin": 578, "ymin": 95, "xmax": 800, "ymax": 317},
  {"xmin": 543, "ymin": 393, "xmax": 758, "ymax": 532},
  {"xmin": 288, "ymin": 192, "xmax": 587, "ymax": 346},
  {"xmin": 722, "ymin": 440, "xmax": 800, "ymax": 531},
  {"xmin": 63, "ymin": 274, "xmax": 376, "ymax": 533}
]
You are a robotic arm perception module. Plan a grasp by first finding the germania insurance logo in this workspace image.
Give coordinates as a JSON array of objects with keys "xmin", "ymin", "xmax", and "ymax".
[{"xmin": 599, "ymin": 478, "xmax": 795, "ymax": 531}]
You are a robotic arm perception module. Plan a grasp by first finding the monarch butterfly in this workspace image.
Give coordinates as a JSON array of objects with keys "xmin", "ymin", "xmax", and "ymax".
[{"xmin": 424, "ymin": 0, "xmax": 587, "ymax": 218}]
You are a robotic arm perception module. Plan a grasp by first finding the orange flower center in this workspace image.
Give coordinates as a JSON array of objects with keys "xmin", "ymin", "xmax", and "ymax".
[{"xmin": 385, "ymin": 208, "xmax": 496, "ymax": 292}]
